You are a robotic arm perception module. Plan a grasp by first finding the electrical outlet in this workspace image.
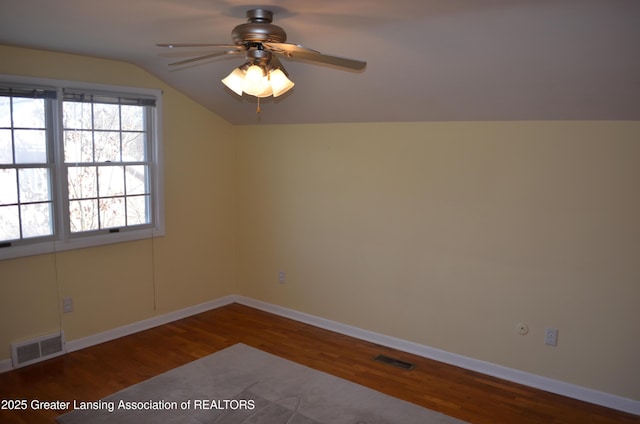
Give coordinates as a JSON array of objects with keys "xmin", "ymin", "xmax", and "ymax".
[
  {"xmin": 278, "ymin": 271, "xmax": 286, "ymax": 284},
  {"xmin": 545, "ymin": 328, "xmax": 558, "ymax": 346},
  {"xmin": 62, "ymin": 297, "xmax": 73, "ymax": 313}
]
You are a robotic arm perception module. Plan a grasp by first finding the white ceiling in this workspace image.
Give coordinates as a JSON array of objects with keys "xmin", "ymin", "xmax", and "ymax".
[{"xmin": 1, "ymin": 0, "xmax": 639, "ymax": 125}]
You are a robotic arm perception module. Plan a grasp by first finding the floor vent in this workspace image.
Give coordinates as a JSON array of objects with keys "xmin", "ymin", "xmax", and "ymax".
[
  {"xmin": 373, "ymin": 354, "xmax": 415, "ymax": 370},
  {"xmin": 11, "ymin": 332, "xmax": 66, "ymax": 369}
]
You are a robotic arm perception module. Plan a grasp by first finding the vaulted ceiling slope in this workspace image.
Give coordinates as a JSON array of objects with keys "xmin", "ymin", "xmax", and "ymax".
[{"xmin": 1, "ymin": 0, "xmax": 639, "ymax": 125}]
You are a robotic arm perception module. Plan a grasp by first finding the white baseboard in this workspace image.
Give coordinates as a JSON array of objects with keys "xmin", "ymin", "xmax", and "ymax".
[
  {"xmin": 234, "ymin": 296, "xmax": 640, "ymax": 416},
  {"xmin": 65, "ymin": 295, "xmax": 236, "ymax": 353},
  {"xmin": 2, "ymin": 294, "xmax": 637, "ymax": 416},
  {"xmin": 1, "ymin": 296, "xmax": 235, "ymax": 373}
]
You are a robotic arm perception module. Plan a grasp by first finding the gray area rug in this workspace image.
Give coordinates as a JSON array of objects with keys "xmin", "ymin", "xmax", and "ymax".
[{"xmin": 57, "ymin": 343, "xmax": 467, "ymax": 423}]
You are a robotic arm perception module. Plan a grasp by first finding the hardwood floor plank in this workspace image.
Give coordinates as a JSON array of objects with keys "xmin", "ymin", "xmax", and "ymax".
[{"xmin": 0, "ymin": 303, "xmax": 637, "ymax": 423}]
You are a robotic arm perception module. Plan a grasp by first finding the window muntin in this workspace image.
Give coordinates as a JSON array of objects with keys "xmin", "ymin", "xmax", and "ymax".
[{"xmin": 0, "ymin": 78, "xmax": 163, "ymax": 260}]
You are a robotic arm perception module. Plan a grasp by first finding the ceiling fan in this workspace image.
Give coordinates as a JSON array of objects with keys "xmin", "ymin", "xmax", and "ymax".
[{"xmin": 157, "ymin": 9, "xmax": 366, "ymax": 101}]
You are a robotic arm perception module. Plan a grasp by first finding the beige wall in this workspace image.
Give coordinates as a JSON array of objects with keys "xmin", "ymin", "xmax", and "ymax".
[
  {"xmin": 0, "ymin": 46, "xmax": 236, "ymax": 346},
  {"xmin": 235, "ymin": 121, "xmax": 640, "ymax": 400}
]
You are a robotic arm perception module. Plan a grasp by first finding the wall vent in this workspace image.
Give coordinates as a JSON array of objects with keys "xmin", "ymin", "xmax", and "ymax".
[
  {"xmin": 11, "ymin": 332, "xmax": 66, "ymax": 369},
  {"xmin": 373, "ymin": 354, "xmax": 415, "ymax": 370}
]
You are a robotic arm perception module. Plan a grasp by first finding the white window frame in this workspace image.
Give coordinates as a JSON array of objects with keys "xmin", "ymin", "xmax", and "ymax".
[{"xmin": 0, "ymin": 75, "xmax": 164, "ymax": 261}]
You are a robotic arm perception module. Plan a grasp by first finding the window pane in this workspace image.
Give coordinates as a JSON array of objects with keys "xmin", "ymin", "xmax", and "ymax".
[
  {"xmin": 0, "ymin": 169, "xmax": 18, "ymax": 205},
  {"xmin": 94, "ymin": 131, "xmax": 120, "ymax": 162},
  {"xmin": 93, "ymin": 103, "xmax": 119, "ymax": 130},
  {"xmin": 0, "ymin": 97, "xmax": 10, "ymax": 127},
  {"xmin": 12, "ymin": 98, "xmax": 45, "ymax": 128},
  {"xmin": 18, "ymin": 168, "xmax": 51, "ymax": 202},
  {"xmin": 122, "ymin": 132, "xmax": 146, "ymax": 161},
  {"xmin": 69, "ymin": 199, "xmax": 98, "ymax": 232},
  {"xmin": 63, "ymin": 101, "xmax": 92, "ymax": 129},
  {"xmin": 20, "ymin": 203, "xmax": 53, "ymax": 238},
  {"xmin": 121, "ymin": 105, "xmax": 143, "ymax": 131},
  {"xmin": 100, "ymin": 197, "xmax": 125, "ymax": 228},
  {"xmin": 14, "ymin": 129, "xmax": 46, "ymax": 163},
  {"xmin": 0, "ymin": 129, "xmax": 12, "ymax": 164},
  {"xmin": 98, "ymin": 166, "xmax": 124, "ymax": 196},
  {"xmin": 0, "ymin": 205, "xmax": 20, "ymax": 241},
  {"xmin": 127, "ymin": 195, "xmax": 149, "ymax": 226},
  {"xmin": 64, "ymin": 130, "xmax": 93, "ymax": 163},
  {"xmin": 68, "ymin": 166, "xmax": 97, "ymax": 200},
  {"xmin": 126, "ymin": 165, "xmax": 148, "ymax": 195}
]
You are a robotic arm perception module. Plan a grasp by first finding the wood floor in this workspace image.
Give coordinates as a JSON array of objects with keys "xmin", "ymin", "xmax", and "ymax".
[{"xmin": 0, "ymin": 303, "xmax": 638, "ymax": 423}]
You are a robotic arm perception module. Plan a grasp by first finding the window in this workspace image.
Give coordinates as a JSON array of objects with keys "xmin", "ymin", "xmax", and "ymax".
[
  {"xmin": 0, "ymin": 87, "xmax": 55, "ymax": 243},
  {"xmin": 0, "ymin": 76, "xmax": 163, "ymax": 260},
  {"xmin": 63, "ymin": 92, "xmax": 154, "ymax": 233}
]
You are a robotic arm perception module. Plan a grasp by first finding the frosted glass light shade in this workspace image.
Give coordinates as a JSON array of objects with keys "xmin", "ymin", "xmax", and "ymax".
[
  {"xmin": 256, "ymin": 84, "xmax": 273, "ymax": 98},
  {"xmin": 221, "ymin": 64, "xmax": 296, "ymax": 98},
  {"xmin": 243, "ymin": 65, "xmax": 270, "ymax": 96},
  {"xmin": 221, "ymin": 68, "xmax": 245, "ymax": 96},
  {"xmin": 269, "ymin": 69, "xmax": 295, "ymax": 97}
]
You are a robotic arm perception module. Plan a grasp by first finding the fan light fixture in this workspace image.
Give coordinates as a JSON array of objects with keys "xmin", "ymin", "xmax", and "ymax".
[
  {"xmin": 159, "ymin": 8, "xmax": 366, "ymax": 114},
  {"xmin": 222, "ymin": 62, "xmax": 294, "ymax": 98}
]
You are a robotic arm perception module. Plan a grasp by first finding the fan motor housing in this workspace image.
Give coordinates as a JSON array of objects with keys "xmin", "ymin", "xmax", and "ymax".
[{"xmin": 231, "ymin": 9, "xmax": 287, "ymax": 44}]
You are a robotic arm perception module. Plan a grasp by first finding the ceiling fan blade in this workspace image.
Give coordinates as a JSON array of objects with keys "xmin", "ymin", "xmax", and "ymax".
[
  {"xmin": 296, "ymin": 51, "xmax": 366, "ymax": 71},
  {"xmin": 168, "ymin": 51, "xmax": 238, "ymax": 67},
  {"xmin": 157, "ymin": 43, "xmax": 239, "ymax": 49},
  {"xmin": 263, "ymin": 43, "xmax": 320, "ymax": 55},
  {"xmin": 263, "ymin": 43, "xmax": 366, "ymax": 71}
]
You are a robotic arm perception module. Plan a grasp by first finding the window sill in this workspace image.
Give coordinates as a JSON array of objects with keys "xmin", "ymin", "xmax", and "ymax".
[{"xmin": 0, "ymin": 227, "xmax": 165, "ymax": 261}]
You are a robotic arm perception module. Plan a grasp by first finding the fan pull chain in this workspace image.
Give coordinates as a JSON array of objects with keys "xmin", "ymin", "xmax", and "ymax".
[{"xmin": 256, "ymin": 97, "xmax": 261, "ymax": 116}]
